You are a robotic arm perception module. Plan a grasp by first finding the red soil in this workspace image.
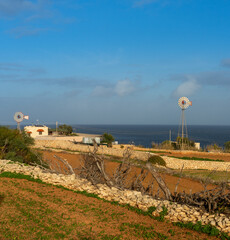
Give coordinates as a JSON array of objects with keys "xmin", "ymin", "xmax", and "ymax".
[{"xmin": 41, "ymin": 150, "xmax": 216, "ymax": 194}]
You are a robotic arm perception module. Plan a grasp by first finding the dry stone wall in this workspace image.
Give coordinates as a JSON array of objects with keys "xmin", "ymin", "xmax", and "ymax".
[
  {"xmin": 35, "ymin": 140, "xmax": 230, "ymax": 171},
  {"xmin": 163, "ymin": 156, "xmax": 230, "ymax": 171},
  {"xmin": 34, "ymin": 140, "xmax": 150, "ymax": 161},
  {"xmin": 0, "ymin": 159, "xmax": 230, "ymax": 235}
]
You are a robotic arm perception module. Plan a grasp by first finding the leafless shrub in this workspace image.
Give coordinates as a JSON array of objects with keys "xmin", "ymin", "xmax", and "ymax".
[
  {"xmin": 42, "ymin": 143, "xmax": 230, "ymax": 214},
  {"xmin": 173, "ymin": 184, "xmax": 230, "ymax": 214},
  {"xmin": 78, "ymin": 144, "xmax": 172, "ymax": 198},
  {"xmin": 146, "ymin": 163, "xmax": 172, "ymax": 200},
  {"xmin": 79, "ymin": 142, "xmax": 114, "ymax": 186},
  {"xmin": 171, "ymin": 167, "xmax": 230, "ymax": 214}
]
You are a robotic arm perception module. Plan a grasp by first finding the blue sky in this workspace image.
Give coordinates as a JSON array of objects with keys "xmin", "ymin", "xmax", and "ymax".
[{"xmin": 0, "ymin": 0, "xmax": 230, "ymax": 125}]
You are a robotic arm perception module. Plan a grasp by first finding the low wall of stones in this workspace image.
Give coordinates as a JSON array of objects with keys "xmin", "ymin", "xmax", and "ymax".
[
  {"xmin": 35, "ymin": 140, "xmax": 230, "ymax": 171},
  {"xmin": 35, "ymin": 140, "xmax": 150, "ymax": 161},
  {"xmin": 0, "ymin": 159, "xmax": 230, "ymax": 235},
  {"xmin": 163, "ymin": 156, "xmax": 230, "ymax": 171}
]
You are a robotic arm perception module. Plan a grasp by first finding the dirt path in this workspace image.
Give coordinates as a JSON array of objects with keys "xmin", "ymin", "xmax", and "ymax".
[
  {"xmin": 41, "ymin": 150, "xmax": 216, "ymax": 194},
  {"xmin": 0, "ymin": 177, "xmax": 220, "ymax": 240}
]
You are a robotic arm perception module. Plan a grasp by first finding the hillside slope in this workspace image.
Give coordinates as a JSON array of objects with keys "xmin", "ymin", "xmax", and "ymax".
[{"xmin": 0, "ymin": 176, "xmax": 220, "ymax": 240}]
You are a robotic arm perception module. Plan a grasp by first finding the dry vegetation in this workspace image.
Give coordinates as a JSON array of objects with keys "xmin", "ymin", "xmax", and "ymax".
[
  {"xmin": 44, "ymin": 143, "xmax": 230, "ymax": 215},
  {"xmin": 1, "ymin": 140, "xmax": 230, "ymax": 239}
]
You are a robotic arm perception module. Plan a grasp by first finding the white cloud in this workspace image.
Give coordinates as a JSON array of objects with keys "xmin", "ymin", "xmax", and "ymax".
[
  {"xmin": 8, "ymin": 26, "xmax": 49, "ymax": 37},
  {"xmin": 173, "ymin": 76, "xmax": 200, "ymax": 97},
  {"xmin": 115, "ymin": 79, "xmax": 136, "ymax": 96},
  {"xmin": 221, "ymin": 58, "xmax": 230, "ymax": 68},
  {"xmin": 0, "ymin": 0, "xmax": 42, "ymax": 16},
  {"xmin": 92, "ymin": 86, "xmax": 113, "ymax": 97},
  {"xmin": 92, "ymin": 79, "xmax": 137, "ymax": 97}
]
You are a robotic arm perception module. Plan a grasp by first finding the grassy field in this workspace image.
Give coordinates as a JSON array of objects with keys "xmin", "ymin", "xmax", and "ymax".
[
  {"xmin": 0, "ymin": 172, "xmax": 226, "ymax": 240},
  {"xmin": 168, "ymin": 156, "xmax": 224, "ymax": 162},
  {"xmin": 177, "ymin": 170, "xmax": 230, "ymax": 183}
]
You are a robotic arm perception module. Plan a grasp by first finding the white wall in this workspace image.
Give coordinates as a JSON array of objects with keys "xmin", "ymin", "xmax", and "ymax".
[{"xmin": 24, "ymin": 126, "xmax": 49, "ymax": 138}]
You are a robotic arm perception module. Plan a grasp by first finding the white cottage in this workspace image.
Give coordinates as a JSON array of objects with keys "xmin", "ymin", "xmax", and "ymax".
[{"xmin": 24, "ymin": 125, "xmax": 49, "ymax": 138}]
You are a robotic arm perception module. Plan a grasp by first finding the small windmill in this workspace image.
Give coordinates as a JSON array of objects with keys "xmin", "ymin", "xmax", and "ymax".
[
  {"xmin": 178, "ymin": 97, "xmax": 192, "ymax": 149},
  {"xmin": 14, "ymin": 112, "xmax": 29, "ymax": 132}
]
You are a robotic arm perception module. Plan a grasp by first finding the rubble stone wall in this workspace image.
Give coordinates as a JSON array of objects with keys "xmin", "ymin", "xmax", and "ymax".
[
  {"xmin": 0, "ymin": 159, "xmax": 230, "ymax": 234},
  {"xmin": 35, "ymin": 140, "xmax": 230, "ymax": 171},
  {"xmin": 34, "ymin": 140, "xmax": 150, "ymax": 161}
]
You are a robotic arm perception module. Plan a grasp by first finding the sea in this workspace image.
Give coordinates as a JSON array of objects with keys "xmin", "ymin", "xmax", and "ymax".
[
  {"xmin": 66, "ymin": 124, "xmax": 230, "ymax": 149},
  {"xmin": 12, "ymin": 124, "xmax": 230, "ymax": 149}
]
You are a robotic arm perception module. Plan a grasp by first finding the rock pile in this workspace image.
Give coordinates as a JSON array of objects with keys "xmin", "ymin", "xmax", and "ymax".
[{"xmin": 0, "ymin": 160, "xmax": 230, "ymax": 234}]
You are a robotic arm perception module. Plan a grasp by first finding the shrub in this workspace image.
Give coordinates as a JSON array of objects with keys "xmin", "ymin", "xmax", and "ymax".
[
  {"xmin": 151, "ymin": 142, "xmax": 159, "ymax": 149},
  {"xmin": 101, "ymin": 133, "xmax": 114, "ymax": 147},
  {"xmin": 137, "ymin": 144, "xmax": 145, "ymax": 148},
  {"xmin": 224, "ymin": 141, "xmax": 230, "ymax": 152},
  {"xmin": 206, "ymin": 144, "xmax": 223, "ymax": 152},
  {"xmin": 148, "ymin": 155, "xmax": 166, "ymax": 167},
  {"xmin": 58, "ymin": 124, "xmax": 73, "ymax": 135},
  {"xmin": 0, "ymin": 126, "xmax": 43, "ymax": 165},
  {"xmin": 176, "ymin": 136, "xmax": 195, "ymax": 149},
  {"xmin": 160, "ymin": 140, "xmax": 175, "ymax": 150}
]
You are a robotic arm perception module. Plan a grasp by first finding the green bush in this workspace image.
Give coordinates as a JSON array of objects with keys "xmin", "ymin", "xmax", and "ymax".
[
  {"xmin": 101, "ymin": 133, "xmax": 114, "ymax": 147},
  {"xmin": 148, "ymin": 155, "xmax": 166, "ymax": 167},
  {"xmin": 176, "ymin": 136, "xmax": 195, "ymax": 149},
  {"xmin": 160, "ymin": 140, "xmax": 176, "ymax": 150},
  {"xmin": 224, "ymin": 141, "xmax": 230, "ymax": 152},
  {"xmin": 58, "ymin": 124, "xmax": 73, "ymax": 135},
  {"xmin": 0, "ymin": 126, "xmax": 42, "ymax": 165}
]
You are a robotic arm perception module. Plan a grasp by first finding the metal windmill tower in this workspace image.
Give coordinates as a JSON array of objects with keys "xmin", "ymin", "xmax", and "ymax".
[
  {"xmin": 14, "ymin": 112, "xmax": 29, "ymax": 132},
  {"xmin": 178, "ymin": 97, "xmax": 192, "ymax": 149}
]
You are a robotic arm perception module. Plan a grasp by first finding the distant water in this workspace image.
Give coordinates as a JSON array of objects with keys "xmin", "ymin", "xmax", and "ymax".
[
  {"xmin": 13, "ymin": 124, "xmax": 230, "ymax": 148},
  {"xmin": 67, "ymin": 125, "xmax": 230, "ymax": 148}
]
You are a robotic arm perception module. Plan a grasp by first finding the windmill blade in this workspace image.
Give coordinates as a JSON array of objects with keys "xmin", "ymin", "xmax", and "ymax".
[
  {"xmin": 178, "ymin": 97, "xmax": 191, "ymax": 109},
  {"xmin": 14, "ymin": 112, "xmax": 24, "ymax": 123}
]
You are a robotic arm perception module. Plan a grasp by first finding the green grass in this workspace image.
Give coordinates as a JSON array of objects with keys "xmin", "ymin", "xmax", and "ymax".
[
  {"xmin": 136, "ymin": 149, "xmax": 171, "ymax": 154},
  {"xmin": 169, "ymin": 156, "xmax": 224, "ymax": 162},
  {"xmin": 0, "ymin": 171, "xmax": 44, "ymax": 183},
  {"xmin": 0, "ymin": 171, "xmax": 229, "ymax": 239},
  {"xmin": 173, "ymin": 221, "xmax": 230, "ymax": 240},
  {"xmin": 38, "ymin": 147, "xmax": 81, "ymax": 153},
  {"xmin": 119, "ymin": 223, "xmax": 168, "ymax": 239},
  {"xmin": 177, "ymin": 169, "xmax": 230, "ymax": 183}
]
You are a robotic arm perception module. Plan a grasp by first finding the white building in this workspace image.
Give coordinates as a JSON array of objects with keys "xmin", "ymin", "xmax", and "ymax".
[
  {"xmin": 194, "ymin": 142, "xmax": 201, "ymax": 150},
  {"xmin": 24, "ymin": 125, "xmax": 49, "ymax": 138}
]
